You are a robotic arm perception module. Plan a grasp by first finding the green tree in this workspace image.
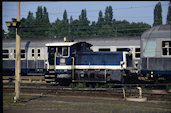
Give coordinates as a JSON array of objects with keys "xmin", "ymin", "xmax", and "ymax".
[
  {"xmin": 108, "ymin": 6, "xmax": 113, "ymax": 25},
  {"xmin": 69, "ymin": 19, "xmax": 82, "ymax": 37},
  {"xmin": 7, "ymin": 5, "xmax": 153, "ymax": 38},
  {"xmin": 51, "ymin": 18, "xmax": 62, "ymax": 38},
  {"xmin": 63, "ymin": 10, "xmax": 68, "ymax": 23},
  {"xmin": 43, "ymin": 7, "xmax": 51, "ymax": 38},
  {"xmin": 43, "ymin": 7, "xmax": 49, "ymax": 22},
  {"xmin": 34, "ymin": 6, "xmax": 46, "ymax": 38},
  {"xmin": 79, "ymin": 9, "xmax": 87, "ymax": 21},
  {"xmin": 113, "ymin": 20, "xmax": 151, "ymax": 36},
  {"xmin": 70, "ymin": 16, "xmax": 73, "ymax": 23},
  {"xmin": 51, "ymin": 10, "xmax": 69, "ymax": 38},
  {"xmin": 2, "ymin": 29, "xmax": 6, "ymax": 38},
  {"xmin": 36, "ymin": 6, "xmax": 43, "ymax": 19},
  {"xmin": 78, "ymin": 9, "xmax": 91, "ymax": 37},
  {"xmin": 27, "ymin": 11, "xmax": 34, "ymax": 21},
  {"xmin": 129, "ymin": 22, "xmax": 151, "ymax": 36},
  {"xmin": 7, "ymin": 6, "xmax": 50, "ymax": 38},
  {"xmin": 104, "ymin": 6, "xmax": 113, "ymax": 25},
  {"xmin": 166, "ymin": 2, "xmax": 171, "ymax": 24},
  {"xmin": 96, "ymin": 10, "xmax": 104, "ymax": 36},
  {"xmin": 112, "ymin": 20, "xmax": 128, "ymax": 36},
  {"xmin": 20, "ymin": 11, "xmax": 35, "ymax": 38},
  {"xmin": 68, "ymin": 16, "xmax": 73, "ymax": 37},
  {"xmin": 98, "ymin": 24, "xmax": 113, "ymax": 37},
  {"xmin": 153, "ymin": 2, "xmax": 162, "ymax": 26},
  {"xmin": 60, "ymin": 10, "xmax": 69, "ymax": 37},
  {"xmin": 97, "ymin": 10, "xmax": 104, "ymax": 27},
  {"xmin": 20, "ymin": 17, "xmax": 29, "ymax": 38},
  {"xmin": 90, "ymin": 21, "xmax": 97, "ymax": 36},
  {"xmin": 34, "ymin": 6, "xmax": 51, "ymax": 38}
]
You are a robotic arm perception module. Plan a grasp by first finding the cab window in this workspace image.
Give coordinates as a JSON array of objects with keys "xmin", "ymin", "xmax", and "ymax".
[
  {"xmin": 57, "ymin": 47, "xmax": 69, "ymax": 57},
  {"xmin": 63, "ymin": 47, "xmax": 68, "ymax": 56},
  {"xmin": 57, "ymin": 47, "xmax": 62, "ymax": 57}
]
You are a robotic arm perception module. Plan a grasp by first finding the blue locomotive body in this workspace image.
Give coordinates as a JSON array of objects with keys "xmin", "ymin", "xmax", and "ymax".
[
  {"xmin": 73, "ymin": 51, "xmax": 127, "ymax": 83},
  {"xmin": 75, "ymin": 51, "xmax": 123, "ymax": 66}
]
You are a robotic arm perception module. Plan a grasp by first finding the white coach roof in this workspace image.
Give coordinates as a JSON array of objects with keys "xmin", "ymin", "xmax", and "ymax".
[{"xmin": 45, "ymin": 42, "xmax": 77, "ymax": 46}]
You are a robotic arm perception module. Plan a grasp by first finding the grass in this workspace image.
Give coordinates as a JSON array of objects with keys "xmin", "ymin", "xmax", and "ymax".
[
  {"xmin": 3, "ymin": 94, "xmax": 28, "ymax": 109},
  {"xmin": 52, "ymin": 100, "xmax": 171, "ymax": 113},
  {"xmin": 166, "ymin": 85, "xmax": 171, "ymax": 92},
  {"xmin": 69, "ymin": 82, "xmax": 108, "ymax": 88},
  {"xmin": 3, "ymin": 93, "xmax": 171, "ymax": 113}
]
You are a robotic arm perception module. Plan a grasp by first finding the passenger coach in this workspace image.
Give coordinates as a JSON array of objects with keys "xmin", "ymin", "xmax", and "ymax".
[
  {"xmin": 140, "ymin": 24, "xmax": 171, "ymax": 82},
  {"xmin": 2, "ymin": 39, "xmax": 47, "ymax": 76}
]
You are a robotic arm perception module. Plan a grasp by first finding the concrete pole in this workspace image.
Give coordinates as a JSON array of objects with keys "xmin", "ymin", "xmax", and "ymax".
[
  {"xmin": 137, "ymin": 87, "xmax": 142, "ymax": 98},
  {"xmin": 122, "ymin": 88, "xmax": 126, "ymax": 100},
  {"xmin": 14, "ymin": 2, "xmax": 21, "ymax": 103}
]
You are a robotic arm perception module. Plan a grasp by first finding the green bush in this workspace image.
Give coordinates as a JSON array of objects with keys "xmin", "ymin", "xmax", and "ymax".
[
  {"xmin": 76, "ymin": 83, "xmax": 86, "ymax": 88},
  {"xmin": 69, "ymin": 83, "xmax": 75, "ymax": 88},
  {"xmin": 166, "ymin": 85, "xmax": 171, "ymax": 91},
  {"xmin": 95, "ymin": 83, "xmax": 100, "ymax": 88}
]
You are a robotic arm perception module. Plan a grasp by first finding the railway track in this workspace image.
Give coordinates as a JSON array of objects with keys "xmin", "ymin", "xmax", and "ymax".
[{"xmin": 3, "ymin": 83, "xmax": 171, "ymax": 102}]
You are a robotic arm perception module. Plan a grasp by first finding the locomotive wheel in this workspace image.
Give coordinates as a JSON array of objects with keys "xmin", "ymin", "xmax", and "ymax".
[
  {"xmin": 58, "ymin": 79, "xmax": 71, "ymax": 86},
  {"xmin": 120, "ymin": 76, "xmax": 125, "ymax": 84}
]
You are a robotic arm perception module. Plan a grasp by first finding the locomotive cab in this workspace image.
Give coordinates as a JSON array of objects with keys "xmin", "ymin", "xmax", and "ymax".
[
  {"xmin": 45, "ymin": 42, "xmax": 76, "ymax": 83},
  {"xmin": 45, "ymin": 41, "xmax": 92, "ymax": 84}
]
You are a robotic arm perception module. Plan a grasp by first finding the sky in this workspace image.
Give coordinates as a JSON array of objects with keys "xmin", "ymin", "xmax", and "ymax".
[{"xmin": 2, "ymin": 1, "xmax": 170, "ymax": 33}]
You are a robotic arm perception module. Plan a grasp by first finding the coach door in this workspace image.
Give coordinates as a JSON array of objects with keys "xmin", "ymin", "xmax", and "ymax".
[{"xmin": 31, "ymin": 48, "xmax": 41, "ymax": 72}]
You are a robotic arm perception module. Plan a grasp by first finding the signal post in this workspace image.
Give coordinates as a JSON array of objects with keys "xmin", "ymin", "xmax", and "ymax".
[
  {"xmin": 15, "ymin": 2, "xmax": 21, "ymax": 102},
  {"xmin": 6, "ymin": 2, "xmax": 21, "ymax": 102}
]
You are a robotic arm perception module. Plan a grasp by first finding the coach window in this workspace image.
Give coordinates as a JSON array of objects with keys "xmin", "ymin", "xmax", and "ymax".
[
  {"xmin": 32, "ymin": 49, "xmax": 35, "ymax": 58},
  {"xmin": 99, "ymin": 48, "xmax": 110, "ymax": 52},
  {"xmin": 117, "ymin": 48, "xmax": 130, "ymax": 51},
  {"xmin": 21, "ymin": 50, "xmax": 25, "ymax": 58},
  {"xmin": 3, "ymin": 50, "xmax": 9, "ymax": 59},
  {"xmin": 14, "ymin": 49, "xmax": 25, "ymax": 59},
  {"xmin": 135, "ymin": 48, "xmax": 141, "ymax": 58},
  {"xmin": 162, "ymin": 41, "xmax": 171, "ymax": 56},
  {"xmin": 38, "ymin": 49, "xmax": 41, "ymax": 58}
]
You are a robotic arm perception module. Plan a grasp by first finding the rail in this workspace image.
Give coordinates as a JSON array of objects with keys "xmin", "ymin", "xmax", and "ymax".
[
  {"xmin": 3, "ymin": 76, "xmax": 45, "ymax": 83},
  {"xmin": 3, "ymin": 79, "xmax": 171, "ymax": 100},
  {"xmin": 3, "ymin": 84, "xmax": 171, "ymax": 102}
]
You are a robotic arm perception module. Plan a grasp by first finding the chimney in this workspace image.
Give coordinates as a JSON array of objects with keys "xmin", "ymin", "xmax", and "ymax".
[{"xmin": 64, "ymin": 37, "xmax": 67, "ymax": 42}]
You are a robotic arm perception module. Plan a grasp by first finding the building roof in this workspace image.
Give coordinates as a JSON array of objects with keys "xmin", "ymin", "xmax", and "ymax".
[{"xmin": 3, "ymin": 36, "xmax": 140, "ymax": 48}]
